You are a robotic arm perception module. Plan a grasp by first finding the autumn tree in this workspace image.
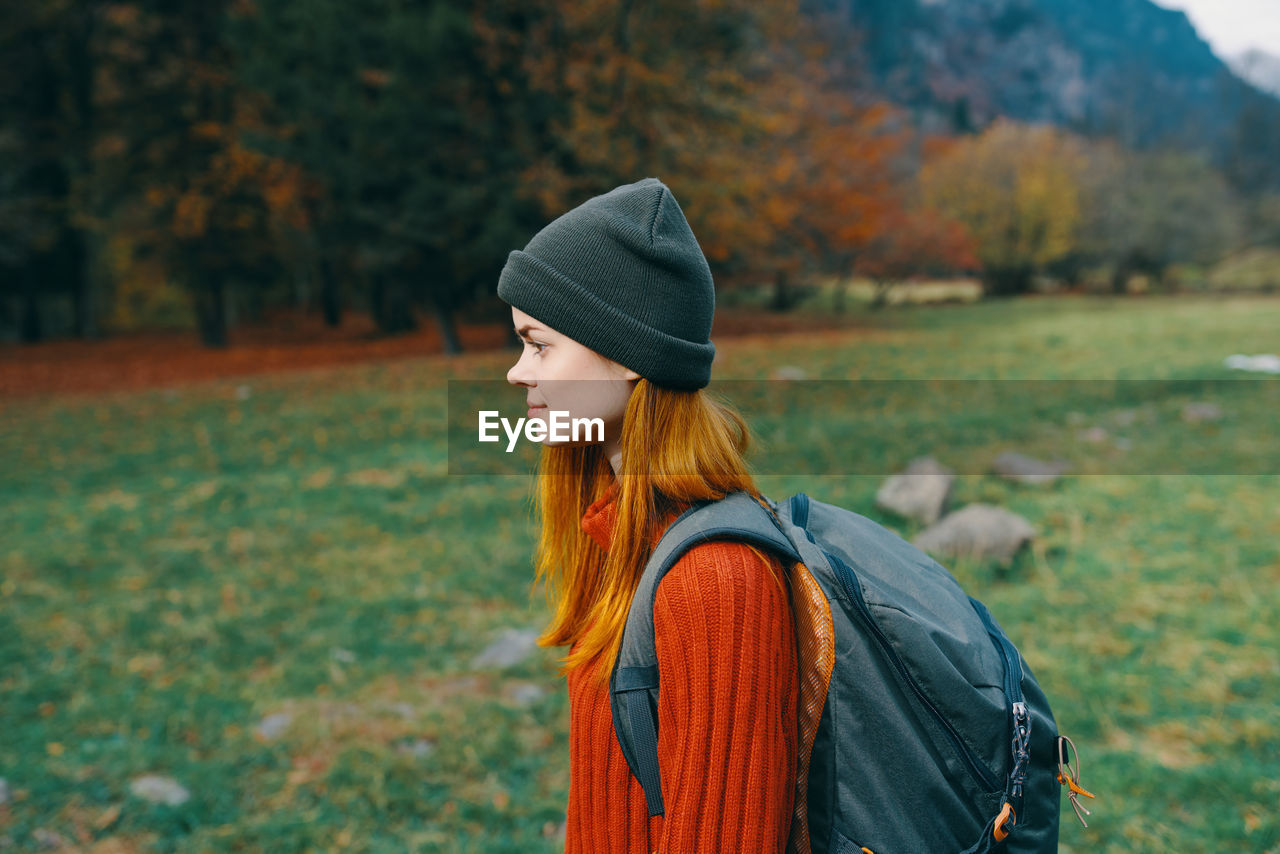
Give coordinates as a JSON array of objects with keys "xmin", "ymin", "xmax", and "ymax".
[
  {"xmin": 854, "ymin": 206, "xmax": 977, "ymax": 308},
  {"xmin": 474, "ymin": 0, "xmax": 796, "ymax": 301},
  {"xmin": 80, "ymin": 0, "xmax": 303, "ymax": 347},
  {"xmin": 493, "ymin": 0, "xmax": 906, "ymax": 310},
  {"xmin": 1076, "ymin": 141, "xmax": 1243, "ymax": 291},
  {"xmin": 228, "ymin": 0, "xmax": 546, "ymax": 351},
  {"xmin": 739, "ymin": 26, "xmax": 906, "ymax": 311},
  {"xmin": 493, "ymin": 0, "xmax": 791, "ymax": 212},
  {"xmin": 919, "ymin": 120, "xmax": 1086, "ymax": 296}
]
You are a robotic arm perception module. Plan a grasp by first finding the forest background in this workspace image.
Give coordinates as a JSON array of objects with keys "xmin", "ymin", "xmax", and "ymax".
[{"xmin": 3, "ymin": 0, "xmax": 1280, "ymax": 366}]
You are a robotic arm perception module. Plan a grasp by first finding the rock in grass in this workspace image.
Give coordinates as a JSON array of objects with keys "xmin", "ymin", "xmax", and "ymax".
[
  {"xmin": 874, "ymin": 456, "xmax": 954, "ymax": 524},
  {"xmin": 1076, "ymin": 426, "xmax": 1109, "ymax": 444},
  {"xmin": 771, "ymin": 365, "xmax": 808, "ymax": 381},
  {"xmin": 1109, "ymin": 408, "xmax": 1140, "ymax": 427},
  {"xmin": 505, "ymin": 682, "xmax": 548, "ymax": 707},
  {"xmin": 1224, "ymin": 353, "xmax": 1280, "ymax": 373},
  {"xmin": 129, "ymin": 775, "xmax": 190, "ymax": 806},
  {"xmin": 381, "ymin": 701, "xmax": 416, "ymax": 720},
  {"xmin": 913, "ymin": 504, "xmax": 1035, "ymax": 565},
  {"xmin": 471, "ymin": 628, "xmax": 541, "ymax": 670},
  {"xmin": 32, "ymin": 828, "xmax": 68, "ymax": 850},
  {"xmin": 1181, "ymin": 402, "xmax": 1223, "ymax": 423},
  {"xmin": 395, "ymin": 738, "xmax": 435, "ymax": 759},
  {"xmin": 543, "ymin": 816, "xmax": 568, "ymax": 842},
  {"xmin": 992, "ymin": 452, "xmax": 1070, "ymax": 486},
  {"xmin": 254, "ymin": 712, "xmax": 293, "ymax": 741}
]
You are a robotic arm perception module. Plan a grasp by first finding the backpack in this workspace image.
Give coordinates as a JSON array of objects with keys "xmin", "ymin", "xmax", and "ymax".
[{"xmin": 609, "ymin": 490, "xmax": 1095, "ymax": 854}]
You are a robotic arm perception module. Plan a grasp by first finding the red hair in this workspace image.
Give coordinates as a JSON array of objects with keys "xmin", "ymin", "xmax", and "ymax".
[{"xmin": 529, "ymin": 378, "xmax": 784, "ymax": 686}]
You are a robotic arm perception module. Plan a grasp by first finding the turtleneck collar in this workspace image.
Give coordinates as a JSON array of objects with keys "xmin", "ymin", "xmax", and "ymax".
[
  {"xmin": 581, "ymin": 481, "xmax": 622, "ymax": 551},
  {"xmin": 580, "ymin": 481, "xmax": 692, "ymax": 552}
]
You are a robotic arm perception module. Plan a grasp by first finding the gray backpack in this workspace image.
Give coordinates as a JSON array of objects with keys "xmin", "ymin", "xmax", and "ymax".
[{"xmin": 609, "ymin": 491, "xmax": 1094, "ymax": 853}]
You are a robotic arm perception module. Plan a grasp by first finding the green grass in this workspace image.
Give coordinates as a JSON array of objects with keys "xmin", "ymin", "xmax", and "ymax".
[{"xmin": 3, "ymin": 294, "xmax": 1278, "ymax": 853}]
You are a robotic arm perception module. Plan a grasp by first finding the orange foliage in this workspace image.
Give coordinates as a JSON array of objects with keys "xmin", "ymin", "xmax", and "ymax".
[
  {"xmin": 474, "ymin": 0, "xmax": 905, "ymax": 284},
  {"xmin": 855, "ymin": 207, "xmax": 979, "ymax": 282},
  {"xmin": 147, "ymin": 103, "xmax": 311, "ymax": 245}
]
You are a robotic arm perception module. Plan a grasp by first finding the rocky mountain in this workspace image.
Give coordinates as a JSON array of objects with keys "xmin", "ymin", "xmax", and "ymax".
[
  {"xmin": 1231, "ymin": 49, "xmax": 1280, "ymax": 98},
  {"xmin": 813, "ymin": 0, "xmax": 1279, "ymax": 165}
]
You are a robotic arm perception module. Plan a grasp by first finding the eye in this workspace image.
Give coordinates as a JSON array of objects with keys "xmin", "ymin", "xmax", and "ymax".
[{"xmin": 525, "ymin": 339, "xmax": 547, "ymax": 355}]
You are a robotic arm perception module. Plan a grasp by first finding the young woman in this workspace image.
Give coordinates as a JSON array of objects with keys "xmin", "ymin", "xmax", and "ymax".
[{"xmin": 497, "ymin": 177, "xmax": 800, "ymax": 853}]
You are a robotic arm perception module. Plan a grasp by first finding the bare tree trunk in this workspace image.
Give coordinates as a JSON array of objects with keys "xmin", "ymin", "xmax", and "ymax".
[
  {"xmin": 984, "ymin": 266, "xmax": 1034, "ymax": 297},
  {"xmin": 771, "ymin": 269, "xmax": 793, "ymax": 312},
  {"xmin": 194, "ymin": 275, "xmax": 228, "ymax": 348},
  {"xmin": 20, "ymin": 268, "xmax": 42, "ymax": 344},
  {"xmin": 434, "ymin": 302, "xmax": 463, "ymax": 354},
  {"xmin": 67, "ymin": 10, "xmax": 96, "ymax": 339},
  {"xmin": 70, "ymin": 232, "xmax": 97, "ymax": 339},
  {"xmin": 1154, "ymin": 264, "xmax": 1172, "ymax": 293},
  {"xmin": 371, "ymin": 274, "xmax": 416, "ymax": 334},
  {"xmin": 870, "ymin": 279, "xmax": 893, "ymax": 310},
  {"xmin": 833, "ymin": 257, "xmax": 856, "ymax": 314},
  {"xmin": 320, "ymin": 256, "xmax": 342, "ymax": 327},
  {"xmin": 1110, "ymin": 263, "xmax": 1129, "ymax": 295}
]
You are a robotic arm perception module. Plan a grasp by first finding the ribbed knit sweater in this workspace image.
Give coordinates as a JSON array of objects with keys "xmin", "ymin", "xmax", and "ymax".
[{"xmin": 565, "ymin": 482, "xmax": 798, "ymax": 853}]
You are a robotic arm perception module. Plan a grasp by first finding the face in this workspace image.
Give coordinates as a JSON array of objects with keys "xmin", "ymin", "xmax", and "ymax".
[{"xmin": 506, "ymin": 306, "xmax": 640, "ymax": 450}]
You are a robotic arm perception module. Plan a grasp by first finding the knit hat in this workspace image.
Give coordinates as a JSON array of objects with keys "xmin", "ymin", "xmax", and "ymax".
[{"xmin": 497, "ymin": 178, "xmax": 716, "ymax": 390}]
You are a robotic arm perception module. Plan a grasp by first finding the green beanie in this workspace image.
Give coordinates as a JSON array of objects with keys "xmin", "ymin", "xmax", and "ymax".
[{"xmin": 497, "ymin": 177, "xmax": 716, "ymax": 390}]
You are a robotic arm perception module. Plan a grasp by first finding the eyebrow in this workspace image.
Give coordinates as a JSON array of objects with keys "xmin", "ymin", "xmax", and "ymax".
[{"xmin": 514, "ymin": 325, "xmax": 543, "ymax": 339}]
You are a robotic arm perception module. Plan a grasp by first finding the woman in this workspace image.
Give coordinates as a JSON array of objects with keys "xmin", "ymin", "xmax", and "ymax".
[{"xmin": 497, "ymin": 178, "xmax": 799, "ymax": 853}]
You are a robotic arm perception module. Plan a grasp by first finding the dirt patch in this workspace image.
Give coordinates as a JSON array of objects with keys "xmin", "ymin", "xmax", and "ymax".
[
  {"xmin": 1, "ymin": 307, "xmax": 872, "ymax": 399},
  {"xmin": 0, "ymin": 310, "xmax": 507, "ymax": 399}
]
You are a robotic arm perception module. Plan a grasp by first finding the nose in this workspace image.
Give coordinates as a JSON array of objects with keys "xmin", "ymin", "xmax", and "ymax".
[{"xmin": 507, "ymin": 348, "xmax": 534, "ymax": 387}]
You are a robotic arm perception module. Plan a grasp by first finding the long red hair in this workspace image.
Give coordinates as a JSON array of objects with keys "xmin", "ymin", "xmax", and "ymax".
[{"xmin": 529, "ymin": 377, "xmax": 784, "ymax": 686}]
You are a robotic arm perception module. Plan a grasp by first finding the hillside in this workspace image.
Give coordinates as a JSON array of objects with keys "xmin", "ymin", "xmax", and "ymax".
[{"xmin": 815, "ymin": 0, "xmax": 1280, "ymax": 169}]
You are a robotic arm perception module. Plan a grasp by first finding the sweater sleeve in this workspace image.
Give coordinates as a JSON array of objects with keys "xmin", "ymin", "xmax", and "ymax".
[{"xmin": 651, "ymin": 541, "xmax": 798, "ymax": 853}]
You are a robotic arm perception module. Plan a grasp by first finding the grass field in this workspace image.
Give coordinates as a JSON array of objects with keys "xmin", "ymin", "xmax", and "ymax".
[{"xmin": 3, "ymin": 294, "xmax": 1278, "ymax": 853}]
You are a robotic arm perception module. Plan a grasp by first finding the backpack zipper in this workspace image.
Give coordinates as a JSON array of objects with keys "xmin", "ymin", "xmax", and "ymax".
[
  {"xmin": 790, "ymin": 494, "xmax": 1003, "ymax": 793},
  {"xmin": 970, "ymin": 596, "xmax": 1025, "ymax": 707},
  {"xmin": 825, "ymin": 547, "xmax": 1003, "ymax": 792}
]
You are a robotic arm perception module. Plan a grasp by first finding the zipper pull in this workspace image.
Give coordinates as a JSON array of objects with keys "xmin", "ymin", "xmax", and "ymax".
[{"xmin": 1056, "ymin": 735, "xmax": 1097, "ymax": 827}]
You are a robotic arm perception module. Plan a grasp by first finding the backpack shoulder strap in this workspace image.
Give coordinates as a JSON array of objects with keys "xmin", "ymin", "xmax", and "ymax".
[{"xmin": 608, "ymin": 491, "xmax": 802, "ymax": 816}]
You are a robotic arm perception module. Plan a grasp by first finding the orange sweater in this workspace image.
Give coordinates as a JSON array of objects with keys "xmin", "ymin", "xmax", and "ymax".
[{"xmin": 565, "ymin": 483, "xmax": 798, "ymax": 853}]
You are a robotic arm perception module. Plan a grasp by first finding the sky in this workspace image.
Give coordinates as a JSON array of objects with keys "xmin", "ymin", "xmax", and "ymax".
[{"xmin": 1155, "ymin": 0, "xmax": 1280, "ymax": 58}]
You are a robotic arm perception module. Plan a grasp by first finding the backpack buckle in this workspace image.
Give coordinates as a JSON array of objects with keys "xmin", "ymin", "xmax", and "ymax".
[{"xmin": 993, "ymin": 801, "xmax": 1017, "ymax": 842}]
